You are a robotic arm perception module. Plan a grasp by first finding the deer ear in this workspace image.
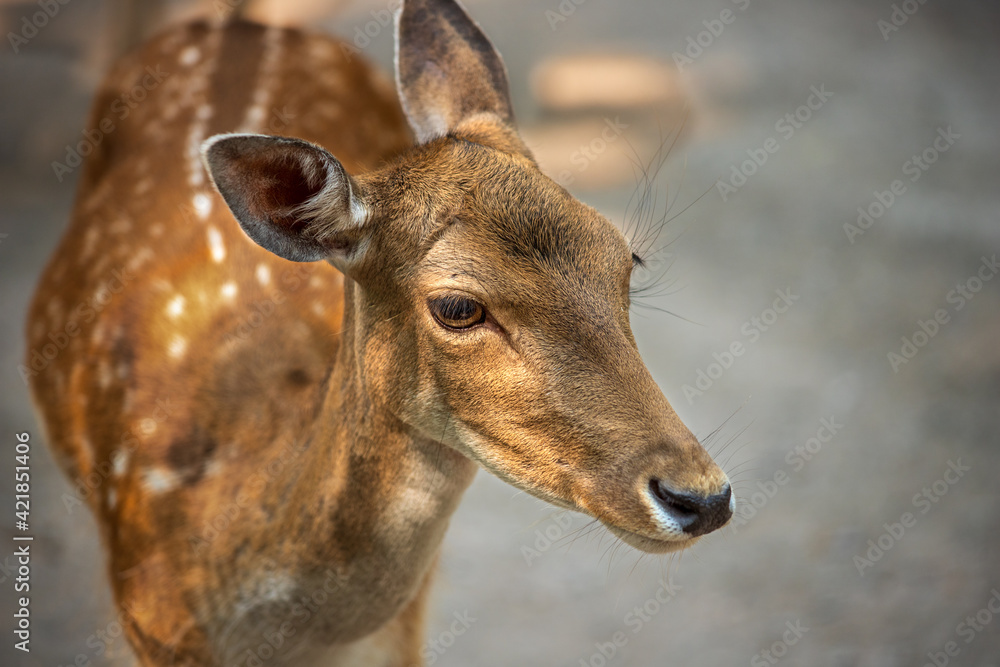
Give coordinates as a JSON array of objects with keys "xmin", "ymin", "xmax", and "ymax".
[
  {"xmin": 395, "ymin": 0, "xmax": 516, "ymax": 143},
  {"xmin": 202, "ymin": 133, "xmax": 367, "ymax": 263}
]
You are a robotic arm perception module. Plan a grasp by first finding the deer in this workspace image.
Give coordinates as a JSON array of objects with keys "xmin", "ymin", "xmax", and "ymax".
[{"xmin": 25, "ymin": 0, "xmax": 734, "ymax": 664}]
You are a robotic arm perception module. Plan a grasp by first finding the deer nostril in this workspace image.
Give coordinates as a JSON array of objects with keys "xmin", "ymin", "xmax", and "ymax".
[
  {"xmin": 648, "ymin": 479, "xmax": 733, "ymax": 537},
  {"xmin": 650, "ymin": 479, "xmax": 699, "ymax": 514}
]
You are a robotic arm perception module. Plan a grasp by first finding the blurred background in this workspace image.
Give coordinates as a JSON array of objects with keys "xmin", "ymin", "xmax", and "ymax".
[{"xmin": 1, "ymin": 0, "xmax": 999, "ymax": 665}]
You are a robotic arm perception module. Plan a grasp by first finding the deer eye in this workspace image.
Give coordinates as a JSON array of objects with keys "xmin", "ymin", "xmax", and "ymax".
[{"xmin": 429, "ymin": 295, "xmax": 486, "ymax": 330}]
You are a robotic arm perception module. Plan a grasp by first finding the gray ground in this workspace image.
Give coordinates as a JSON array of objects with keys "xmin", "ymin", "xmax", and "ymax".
[{"xmin": 2, "ymin": 0, "xmax": 999, "ymax": 665}]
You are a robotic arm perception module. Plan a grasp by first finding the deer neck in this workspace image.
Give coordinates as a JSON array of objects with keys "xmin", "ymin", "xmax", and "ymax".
[{"xmin": 276, "ymin": 277, "xmax": 476, "ymax": 639}]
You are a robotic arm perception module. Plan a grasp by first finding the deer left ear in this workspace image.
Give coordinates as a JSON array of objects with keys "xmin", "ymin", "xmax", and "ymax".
[
  {"xmin": 202, "ymin": 133, "xmax": 368, "ymax": 265},
  {"xmin": 395, "ymin": 0, "xmax": 516, "ymax": 143}
]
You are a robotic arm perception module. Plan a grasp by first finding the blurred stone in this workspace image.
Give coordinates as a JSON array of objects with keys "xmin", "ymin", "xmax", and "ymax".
[
  {"xmin": 521, "ymin": 116, "xmax": 646, "ymax": 191},
  {"xmin": 530, "ymin": 53, "xmax": 686, "ymax": 113},
  {"xmin": 242, "ymin": 0, "xmax": 348, "ymax": 26}
]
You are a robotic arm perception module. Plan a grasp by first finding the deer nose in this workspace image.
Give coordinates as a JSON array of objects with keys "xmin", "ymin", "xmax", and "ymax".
[{"xmin": 648, "ymin": 479, "xmax": 733, "ymax": 537}]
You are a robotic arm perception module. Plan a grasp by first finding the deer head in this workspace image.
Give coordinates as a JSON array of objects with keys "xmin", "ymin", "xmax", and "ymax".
[{"xmin": 202, "ymin": 0, "xmax": 732, "ymax": 554}]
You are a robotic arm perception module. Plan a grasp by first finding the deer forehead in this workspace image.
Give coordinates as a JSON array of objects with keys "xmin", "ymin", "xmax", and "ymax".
[
  {"xmin": 416, "ymin": 205, "xmax": 631, "ymax": 307},
  {"xmin": 391, "ymin": 144, "xmax": 632, "ymax": 295}
]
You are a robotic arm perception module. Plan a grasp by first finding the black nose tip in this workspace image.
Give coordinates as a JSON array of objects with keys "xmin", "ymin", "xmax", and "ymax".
[{"xmin": 649, "ymin": 479, "xmax": 733, "ymax": 537}]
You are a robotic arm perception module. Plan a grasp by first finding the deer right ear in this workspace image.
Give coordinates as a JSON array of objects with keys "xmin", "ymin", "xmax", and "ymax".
[
  {"xmin": 202, "ymin": 133, "xmax": 368, "ymax": 264},
  {"xmin": 395, "ymin": 0, "xmax": 516, "ymax": 143}
]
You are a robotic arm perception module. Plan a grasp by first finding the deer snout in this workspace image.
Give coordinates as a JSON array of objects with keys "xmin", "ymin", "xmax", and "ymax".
[{"xmin": 647, "ymin": 479, "xmax": 734, "ymax": 537}]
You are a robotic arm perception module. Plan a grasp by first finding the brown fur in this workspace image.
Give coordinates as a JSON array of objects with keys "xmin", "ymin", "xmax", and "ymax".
[{"xmin": 26, "ymin": 1, "xmax": 731, "ymax": 665}]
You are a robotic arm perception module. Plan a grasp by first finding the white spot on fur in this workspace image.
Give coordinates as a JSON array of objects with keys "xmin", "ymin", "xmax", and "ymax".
[
  {"xmin": 150, "ymin": 222, "xmax": 164, "ymax": 237},
  {"xmin": 180, "ymin": 45, "xmax": 201, "ymax": 66},
  {"xmin": 93, "ymin": 285, "xmax": 110, "ymax": 306},
  {"xmin": 110, "ymin": 217, "xmax": 132, "ymax": 234},
  {"xmin": 107, "ymin": 487, "xmax": 117, "ymax": 509},
  {"xmin": 317, "ymin": 102, "xmax": 339, "ymax": 119},
  {"xmin": 207, "ymin": 226, "xmax": 226, "ymax": 263},
  {"xmin": 140, "ymin": 418, "xmax": 158, "ymax": 435},
  {"xmin": 92, "ymin": 319, "xmax": 106, "ymax": 345},
  {"xmin": 257, "ymin": 573, "xmax": 295, "ymax": 603},
  {"xmin": 189, "ymin": 165, "xmax": 205, "ymax": 188},
  {"xmin": 238, "ymin": 27, "xmax": 284, "ymax": 132},
  {"xmin": 245, "ymin": 105, "xmax": 266, "ymax": 126},
  {"xmin": 307, "ymin": 38, "xmax": 338, "ymax": 62},
  {"xmin": 193, "ymin": 193, "xmax": 212, "ymax": 219},
  {"xmin": 98, "ymin": 362, "xmax": 113, "ymax": 389},
  {"xmin": 80, "ymin": 227, "xmax": 99, "ymax": 261},
  {"xmin": 166, "ymin": 294, "xmax": 186, "ymax": 318},
  {"xmin": 311, "ymin": 302, "xmax": 325, "ymax": 316},
  {"xmin": 143, "ymin": 467, "xmax": 180, "ymax": 494},
  {"xmin": 77, "ymin": 433, "xmax": 95, "ymax": 475},
  {"xmin": 256, "ymin": 264, "xmax": 271, "ymax": 286},
  {"xmin": 112, "ymin": 450, "xmax": 129, "ymax": 477},
  {"xmin": 397, "ymin": 486, "xmax": 440, "ymax": 523},
  {"xmin": 221, "ymin": 282, "xmax": 238, "ymax": 300},
  {"xmin": 182, "ymin": 31, "xmax": 221, "ymax": 189},
  {"xmin": 168, "ymin": 335, "xmax": 188, "ymax": 358},
  {"xmin": 126, "ymin": 246, "xmax": 154, "ymax": 272}
]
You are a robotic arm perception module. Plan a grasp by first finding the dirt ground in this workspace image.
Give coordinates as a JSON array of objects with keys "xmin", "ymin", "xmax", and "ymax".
[{"xmin": 1, "ymin": 0, "xmax": 999, "ymax": 665}]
